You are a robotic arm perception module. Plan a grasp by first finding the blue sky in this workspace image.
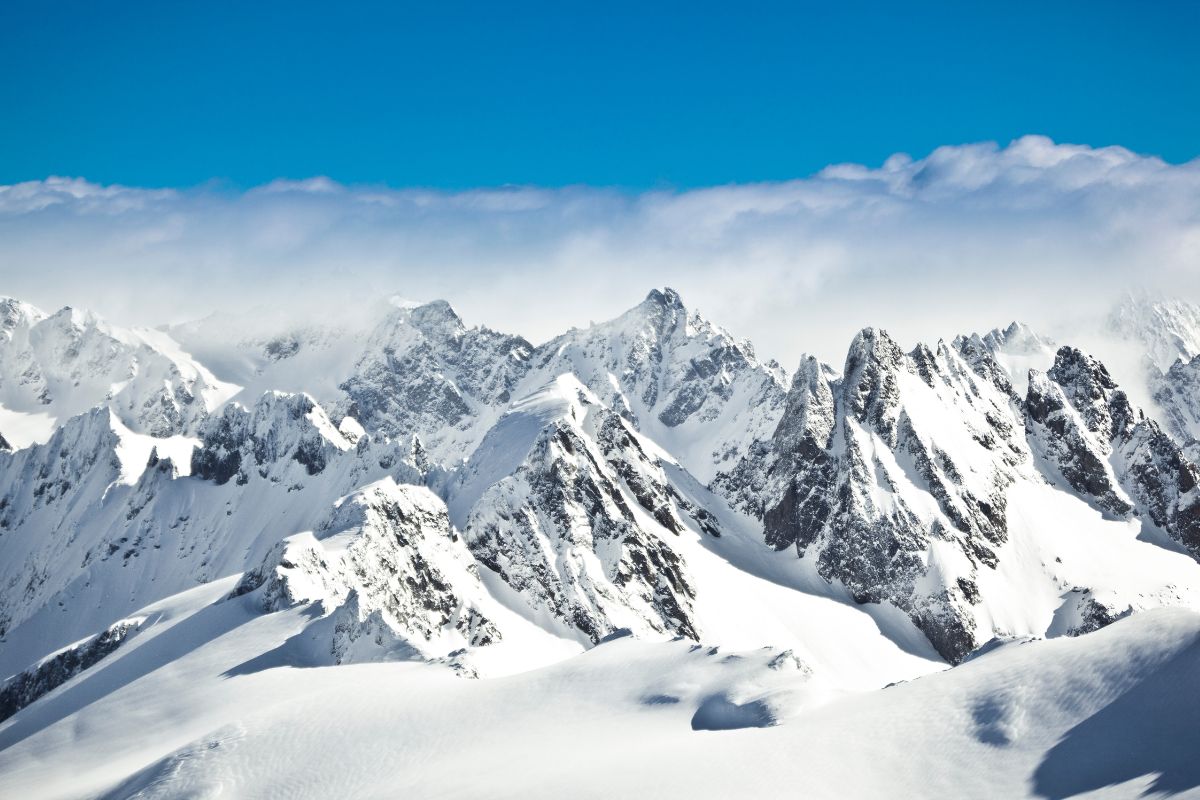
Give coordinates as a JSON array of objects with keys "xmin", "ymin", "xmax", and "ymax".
[{"xmin": 2, "ymin": 0, "xmax": 1197, "ymax": 188}]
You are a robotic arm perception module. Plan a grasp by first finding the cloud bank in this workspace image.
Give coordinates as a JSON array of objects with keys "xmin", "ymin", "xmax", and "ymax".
[{"xmin": 1, "ymin": 135, "xmax": 1198, "ymax": 367}]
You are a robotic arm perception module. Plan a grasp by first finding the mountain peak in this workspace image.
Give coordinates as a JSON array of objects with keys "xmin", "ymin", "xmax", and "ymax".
[
  {"xmin": 405, "ymin": 299, "xmax": 465, "ymax": 340},
  {"xmin": 983, "ymin": 320, "xmax": 1053, "ymax": 353},
  {"xmin": 1049, "ymin": 345, "xmax": 1117, "ymax": 394},
  {"xmin": 844, "ymin": 327, "xmax": 903, "ymax": 372},
  {"xmin": 643, "ymin": 287, "xmax": 685, "ymax": 310},
  {"xmin": 0, "ymin": 297, "xmax": 46, "ymax": 334},
  {"xmin": 1107, "ymin": 293, "xmax": 1200, "ymax": 370}
]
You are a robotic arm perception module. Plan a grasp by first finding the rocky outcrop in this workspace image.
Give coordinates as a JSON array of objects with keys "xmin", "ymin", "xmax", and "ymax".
[
  {"xmin": 340, "ymin": 301, "xmax": 533, "ymax": 465},
  {"xmin": 192, "ymin": 392, "xmax": 354, "ymax": 486},
  {"xmin": 1025, "ymin": 369, "xmax": 1132, "ymax": 517},
  {"xmin": 1028, "ymin": 347, "xmax": 1200, "ymax": 559},
  {"xmin": 234, "ymin": 479, "xmax": 500, "ymax": 663},
  {"xmin": 0, "ymin": 617, "xmax": 142, "ymax": 722},
  {"xmin": 462, "ymin": 377, "xmax": 699, "ymax": 644},
  {"xmin": 721, "ymin": 328, "xmax": 1027, "ymax": 662}
]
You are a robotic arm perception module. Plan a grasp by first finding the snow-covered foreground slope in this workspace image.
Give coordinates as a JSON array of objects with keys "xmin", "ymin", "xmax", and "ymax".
[{"xmin": 1, "ymin": 596, "xmax": 1196, "ymax": 799}]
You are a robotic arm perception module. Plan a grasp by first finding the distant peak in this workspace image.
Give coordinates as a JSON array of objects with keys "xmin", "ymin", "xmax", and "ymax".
[
  {"xmin": 644, "ymin": 287, "xmax": 685, "ymax": 310},
  {"xmin": 405, "ymin": 299, "xmax": 465, "ymax": 338},
  {"xmin": 1049, "ymin": 345, "xmax": 1117, "ymax": 392},
  {"xmin": 0, "ymin": 297, "xmax": 47, "ymax": 330},
  {"xmin": 412, "ymin": 298, "xmax": 458, "ymax": 317},
  {"xmin": 843, "ymin": 327, "xmax": 904, "ymax": 382},
  {"xmin": 973, "ymin": 320, "xmax": 1054, "ymax": 355},
  {"xmin": 848, "ymin": 326, "xmax": 898, "ymax": 352},
  {"xmin": 46, "ymin": 304, "xmax": 102, "ymax": 329}
]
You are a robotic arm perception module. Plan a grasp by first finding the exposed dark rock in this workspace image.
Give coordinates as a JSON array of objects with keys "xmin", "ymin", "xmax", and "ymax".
[
  {"xmin": 0, "ymin": 618, "xmax": 141, "ymax": 722},
  {"xmin": 339, "ymin": 301, "xmax": 533, "ymax": 462},
  {"xmin": 1029, "ymin": 347, "xmax": 1200, "ymax": 559},
  {"xmin": 466, "ymin": 409, "xmax": 699, "ymax": 644},
  {"xmin": 192, "ymin": 393, "xmax": 348, "ymax": 485},
  {"xmin": 720, "ymin": 329, "xmax": 1025, "ymax": 663}
]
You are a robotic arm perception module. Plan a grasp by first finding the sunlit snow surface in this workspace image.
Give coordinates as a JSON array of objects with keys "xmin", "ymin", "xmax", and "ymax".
[{"xmin": 0, "ymin": 590, "xmax": 1196, "ymax": 799}]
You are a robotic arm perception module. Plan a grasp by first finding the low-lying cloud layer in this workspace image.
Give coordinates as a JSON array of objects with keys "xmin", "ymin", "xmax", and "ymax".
[{"xmin": 1, "ymin": 135, "xmax": 1197, "ymax": 367}]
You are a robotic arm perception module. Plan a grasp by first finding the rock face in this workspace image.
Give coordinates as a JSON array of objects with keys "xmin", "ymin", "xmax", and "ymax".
[
  {"xmin": 340, "ymin": 301, "xmax": 534, "ymax": 465},
  {"xmin": 0, "ymin": 298, "xmax": 235, "ymax": 443},
  {"xmin": 1025, "ymin": 369, "xmax": 1133, "ymax": 518},
  {"xmin": 460, "ymin": 376, "xmax": 702, "ymax": 644},
  {"xmin": 1054, "ymin": 588, "xmax": 1133, "ymax": 638},
  {"xmin": 721, "ymin": 329, "xmax": 1024, "ymax": 662},
  {"xmin": 235, "ymin": 479, "xmax": 500, "ymax": 662},
  {"xmin": 0, "ymin": 617, "xmax": 143, "ymax": 722},
  {"xmin": 191, "ymin": 392, "xmax": 356, "ymax": 486},
  {"xmin": 1151, "ymin": 354, "xmax": 1200, "ymax": 460},
  {"xmin": 1029, "ymin": 347, "xmax": 1200, "ymax": 559}
]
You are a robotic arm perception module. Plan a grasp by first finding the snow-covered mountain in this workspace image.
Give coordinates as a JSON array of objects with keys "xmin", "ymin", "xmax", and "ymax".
[
  {"xmin": 1152, "ymin": 355, "xmax": 1200, "ymax": 460},
  {"xmin": 339, "ymin": 298, "xmax": 535, "ymax": 466},
  {"xmin": 1107, "ymin": 292, "xmax": 1200, "ymax": 372},
  {"xmin": 337, "ymin": 288, "xmax": 787, "ymax": 480},
  {"xmin": 715, "ymin": 327, "xmax": 1200, "ymax": 663},
  {"xmin": 514, "ymin": 288, "xmax": 788, "ymax": 483},
  {"xmin": 0, "ymin": 298, "xmax": 237, "ymax": 447},
  {"xmin": 3, "ymin": 287, "xmax": 1200, "ymax": 798}
]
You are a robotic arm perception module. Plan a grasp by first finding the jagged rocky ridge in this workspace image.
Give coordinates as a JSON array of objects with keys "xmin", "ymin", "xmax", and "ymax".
[
  {"xmin": 718, "ymin": 329, "xmax": 1025, "ymax": 661},
  {"xmin": 0, "ymin": 390, "xmax": 422, "ymax": 658},
  {"xmin": 3, "ymin": 288, "xmax": 1200, "ymax": 708},
  {"xmin": 339, "ymin": 288, "xmax": 788, "ymax": 482},
  {"xmin": 234, "ymin": 478, "xmax": 501, "ymax": 664},
  {"xmin": 456, "ymin": 376, "xmax": 710, "ymax": 644},
  {"xmin": 716, "ymin": 326, "xmax": 1200, "ymax": 662},
  {"xmin": 1028, "ymin": 346, "xmax": 1200, "ymax": 559}
]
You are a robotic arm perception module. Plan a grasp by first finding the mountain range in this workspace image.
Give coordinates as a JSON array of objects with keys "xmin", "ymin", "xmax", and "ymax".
[{"xmin": 2, "ymin": 287, "xmax": 1200, "ymax": 798}]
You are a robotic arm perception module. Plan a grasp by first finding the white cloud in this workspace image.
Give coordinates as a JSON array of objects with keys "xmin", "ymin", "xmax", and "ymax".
[{"xmin": 0, "ymin": 135, "xmax": 1198, "ymax": 368}]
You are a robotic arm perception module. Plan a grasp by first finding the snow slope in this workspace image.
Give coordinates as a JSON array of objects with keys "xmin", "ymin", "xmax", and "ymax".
[{"xmin": 0, "ymin": 599, "xmax": 1195, "ymax": 799}]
